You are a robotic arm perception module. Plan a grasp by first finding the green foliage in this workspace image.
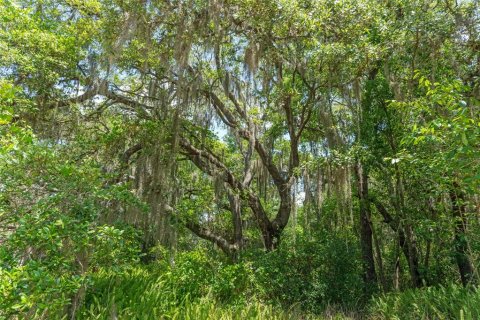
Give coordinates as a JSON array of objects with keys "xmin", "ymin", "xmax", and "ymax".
[
  {"xmin": 251, "ymin": 230, "xmax": 363, "ymax": 313},
  {"xmin": 0, "ymin": 89, "xmax": 143, "ymax": 318},
  {"xmin": 77, "ymin": 250, "xmax": 285, "ymax": 319},
  {"xmin": 1, "ymin": 0, "xmax": 480, "ymax": 318},
  {"xmin": 0, "ymin": 0, "xmax": 97, "ymax": 100},
  {"xmin": 91, "ymin": 224, "xmax": 142, "ymax": 268},
  {"xmin": 391, "ymin": 77, "xmax": 480, "ymax": 191},
  {"xmin": 371, "ymin": 284, "xmax": 480, "ymax": 320},
  {"xmin": 78, "ymin": 249, "xmax": 355, "ymax": 319}
]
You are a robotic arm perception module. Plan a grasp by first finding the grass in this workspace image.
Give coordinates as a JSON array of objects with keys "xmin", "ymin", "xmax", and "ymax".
[
  {"xmin": 77, "ymin": 267, "xmax": 359, "ymax": 319},
  {"xmin": 78, "ymin": 268, "xmax": 299, "ymax": 319},
  {"xmin": 78, "ymin": 267, "xmax": 480, "ymax": 319},
  {"xmin": 370, "ymin": 284, "xmax": 480, "ymax": 320}
]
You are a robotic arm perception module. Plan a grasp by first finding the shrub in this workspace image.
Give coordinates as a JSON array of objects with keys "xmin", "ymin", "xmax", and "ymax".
[{"xmin": 250, "ymin": 230, "xmax": 363, "ymax": 313}]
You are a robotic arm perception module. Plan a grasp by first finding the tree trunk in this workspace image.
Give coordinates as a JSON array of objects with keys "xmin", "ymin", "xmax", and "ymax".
[
  {"xmin": 394, "ymin": 249, "xmax": 401, "ymax": 290},
  {"xmin": 372, "ymin": 226, "xmax": 387, "ymax": 292},
  {"xmin": 354, "ymin": 162, "xmax": 377, "ymax": 293},
  {"xmin": 450, "ymin": 187, "xmax": 475, "ymax": 286},
  {"xmin": 400, "ymin": 225, "xmax": 423, "ymax": 287},
  {"xmin": 370, "ymin": 197, "xmax": 423, "ymax": 287},
  {"xmin": 393, "ymin": 166, "xmax": 423, "ymax": 288},
  {"xmin": 228, "ymin": 191, "xmax": 243, "ymax": 261}
]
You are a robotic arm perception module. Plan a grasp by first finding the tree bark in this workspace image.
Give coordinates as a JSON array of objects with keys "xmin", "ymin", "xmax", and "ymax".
[
  {"xmin": 392, "ymin": 166, "xmax": 423, "ymax": 288},
  {"xmin": 228, "ymin": 192, "xmax": 243, "ymax": 249},
  {"xmin": 180, "ymin": 137, "xmax": 281, "ymax": 251},
  {"xmin": 450, "ymin": 187, "xmax": 475, "ymax": 286},
  {"xmin": 354, "ymin": 162, "xmax": 377, "ymax": 293},
  {"xmin": 372, "ymin": 226, "xmax": 387, "ymax": 292},
  {"xmin": 369, "ymin": 196, "xmax": 423, "ymax": 287},
  {"xmin": 186, "ymin": 220, "xmax": 237, "ymax": 257}
]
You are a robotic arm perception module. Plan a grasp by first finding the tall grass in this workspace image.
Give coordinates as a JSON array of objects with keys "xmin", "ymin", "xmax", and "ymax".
[
  {"xmin": 78, "ymin": 268, "xmax": 313, "ymax": 320},
  {"xmin": 81, "ymin": 268, "xmax": 480, "ymax": 319},
  {"xmin": 371, "ymin": 284, "xmax": 480, "ymax": 320},
  {"xmin": 78, "ymin": 252, "xmax": 480, "ymax": 319}
]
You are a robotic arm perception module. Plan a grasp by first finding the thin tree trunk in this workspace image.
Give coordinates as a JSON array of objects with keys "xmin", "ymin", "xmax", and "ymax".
[
  {"xmin": 228, "ymin": 191, "xmax": 243, "ymax": 261},
  {"xmin": 450, "ymin": 187, "xmax": 475, "ymax": 286},
  {"xmin": 354, "ymin": 162, "xmax": 377, "ymax": 293},
  {"xmin": 424, "ymin": 239, "xmax": 431, "ymax": 280},
  {"xmin": 372, "ymin": 225, "xmax": 387, "ymax": 292},
  {"xmin": 394, "ymin": 167, "xmax": 423, "ymax": 288},
  {"xmin": 316, "ymin": 167, "xmax": 324, "ymax": 221},
  {"xmin": 404, "ymin": 224, "xmax": 422, "ymax": 287},
  {"xmin": 394, "ymin": 247, "xmax": 401, "ymax": 291},
  {"xmin": 370, "ymin": 196, "xmax": 423, "ymax": 287}
]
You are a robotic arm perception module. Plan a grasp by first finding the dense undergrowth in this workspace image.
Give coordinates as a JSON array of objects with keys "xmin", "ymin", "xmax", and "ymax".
[
  {"xmin": 3, "ymin": 219, "xmax": 480, "ymax": 319},
  {"xmin": 79, "ymin": 267, "xmax": 297, "ymax": 320},
  {"xmin": 78, "ymin": 231, "xmax": 363, "ymax": 319},
  {"xmin": 78, "ymin": 251, "xmax": 359, "ymax": 320},
  {"xmin": 78, "ymin": 259, "xmax": 480, "ymax": 320},
  {"xmin": 76, "ymin": 241, "xmax": 480, "ymax": 320},
  {"xmin": 371, "ymin": 284, "xmax": 480, "ymax": 320}
]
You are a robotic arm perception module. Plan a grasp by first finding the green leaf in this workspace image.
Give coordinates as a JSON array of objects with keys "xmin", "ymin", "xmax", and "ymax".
[{"xmin": 461, "ymin": 132, "xmax": 468, "ymax": 146}]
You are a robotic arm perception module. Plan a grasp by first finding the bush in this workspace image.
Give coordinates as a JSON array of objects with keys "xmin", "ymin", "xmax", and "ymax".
[
  {"xmin": 250, "ymin": 230, "xmax": 363, "ymax": 313},
  {"xmin": 0, "ymin": 121, "xmax": 144, "ymax": 318}
]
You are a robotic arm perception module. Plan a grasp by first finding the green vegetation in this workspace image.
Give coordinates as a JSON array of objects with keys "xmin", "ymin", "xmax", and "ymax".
[
  {"xmin": 1, "ymin": 0, "xmax": 480, "ymax": 319},
  {"xmin": 372, "ymin": 285, "xmax": 480, "ymax": 320}
]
